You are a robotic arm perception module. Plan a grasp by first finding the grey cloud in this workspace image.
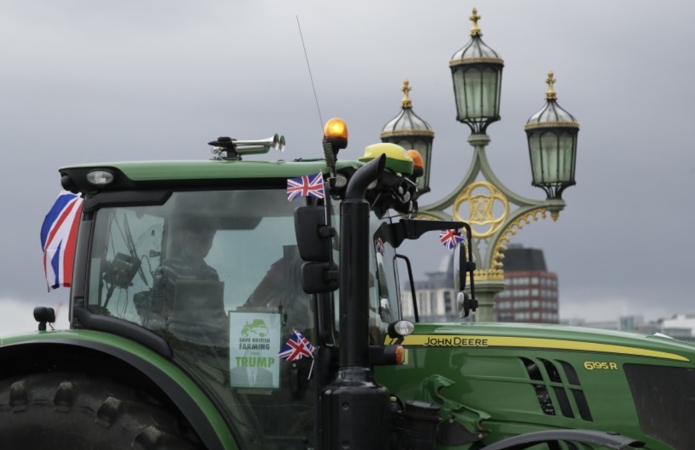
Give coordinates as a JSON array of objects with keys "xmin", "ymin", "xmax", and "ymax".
[{"xmin": 1, "ymin": 0, "xmax": 694, "ymax": 327}]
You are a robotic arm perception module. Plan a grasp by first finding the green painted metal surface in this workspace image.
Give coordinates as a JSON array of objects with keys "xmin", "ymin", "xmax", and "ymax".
[
  {"xmin": 376, "ymin": 322, "xmax": 695, "ymax": 449},
  {"xmin": 60, "ymin": 159, "xmax": 362, "ymax": 181}
]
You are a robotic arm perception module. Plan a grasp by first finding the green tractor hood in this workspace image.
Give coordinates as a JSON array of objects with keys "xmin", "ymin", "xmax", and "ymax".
[{"xmin": 377, "ymin": 321, "xmax": 695, "ymax": 449}]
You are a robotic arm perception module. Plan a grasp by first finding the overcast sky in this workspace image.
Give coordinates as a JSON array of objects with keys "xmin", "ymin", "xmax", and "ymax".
[{"xmin": 1, "ymin": 1, "xmax": 694, "ymax": 336}]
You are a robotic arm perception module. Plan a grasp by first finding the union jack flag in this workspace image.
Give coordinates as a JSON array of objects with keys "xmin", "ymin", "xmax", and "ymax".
[
  {"xmin": 440, "ymin": 229, "xmax": 464, "ymax": 250},
  {"xmin": 375, "ymin": 237, "xmax": 385, "ymax": 255},
  {"xmin": 40, "ymin": 191, "xmax": 83, "ymax": 291},
  {"xmin": 287, "ymin": 173, "xmax": 325, "ymax": 201},
  {"xmin": 278, "ymin": 330, "xmax": 315, "ymax": 361}
]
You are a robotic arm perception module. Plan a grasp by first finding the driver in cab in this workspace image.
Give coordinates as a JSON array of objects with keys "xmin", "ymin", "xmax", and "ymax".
[{"xmin": 152, "ymin": 217, "xmax": 227, "ymax": 329}]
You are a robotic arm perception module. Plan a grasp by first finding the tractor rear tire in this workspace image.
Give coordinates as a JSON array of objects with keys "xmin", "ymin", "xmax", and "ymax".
[{"xmin": 0, "ymin": 372, "xmax": 204, "ymax": 450}]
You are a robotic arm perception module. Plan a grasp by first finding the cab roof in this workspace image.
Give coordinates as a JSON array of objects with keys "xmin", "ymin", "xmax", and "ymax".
[{"xmin": 60, "ymin": 159, "xmax": 363, "ymax": 182}]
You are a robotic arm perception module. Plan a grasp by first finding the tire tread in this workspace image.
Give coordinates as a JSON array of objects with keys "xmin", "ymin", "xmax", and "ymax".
[{"xmin": 0, "ymin": 372, "xmax": 203, "ymax": 450}]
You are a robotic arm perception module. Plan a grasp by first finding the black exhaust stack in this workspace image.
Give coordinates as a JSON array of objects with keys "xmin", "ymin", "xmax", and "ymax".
[{"xmin": 320, "ymin": 154, "xmax": 390, "ymax": 450}]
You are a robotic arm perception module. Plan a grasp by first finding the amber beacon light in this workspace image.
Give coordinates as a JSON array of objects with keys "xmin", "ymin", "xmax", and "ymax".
[{"xmin": 323, "ymin": 118, "xmax": 349, "ymax": 151}]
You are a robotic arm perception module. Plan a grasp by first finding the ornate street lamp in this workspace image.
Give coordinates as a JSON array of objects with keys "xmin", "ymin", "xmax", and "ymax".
[
  {"xmin": 387, "ymin": 9, "xmax": 579, "ymax": 322},
  {"xmin": 449, "ymin": 8, "xmax": 504, "ymax": 134},
  {"xmin": 525, "ymin": 71, "xmax": 580, "ymax": 200},
  {"xmin": 380, "ymin": 80, "xmax": 435, "ymax": 195}
]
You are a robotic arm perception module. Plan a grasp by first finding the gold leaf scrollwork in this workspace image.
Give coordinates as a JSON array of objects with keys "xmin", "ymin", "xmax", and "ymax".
[
  {"xmin": 490, "ymin": 208, "xmax": 547, "ymax": 270},
  {"xmin": 472, "ymin": 269, "xmax": 505, "ymax": 282}
]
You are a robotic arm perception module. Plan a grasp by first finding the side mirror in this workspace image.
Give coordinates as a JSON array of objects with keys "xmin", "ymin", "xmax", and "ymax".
[
  {"xmin": 294, "ymin": 205, "xmax": 339, "ymax": 293},
  {"xmin": 295, "ymin": 205, "xmax": 332, "ymax": 261},
  {"xmin": 453, "ymin": 243, "xmax": 472, "ymax": 292},
  {"xmin": 34, "ymin": 306, "xmax": 56, "ymax": 331}
]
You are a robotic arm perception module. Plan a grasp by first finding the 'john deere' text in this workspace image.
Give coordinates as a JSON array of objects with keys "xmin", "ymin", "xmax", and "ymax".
[{"xmin": 424, "ymin": 337, "xmax": 489, "ymax": 347}]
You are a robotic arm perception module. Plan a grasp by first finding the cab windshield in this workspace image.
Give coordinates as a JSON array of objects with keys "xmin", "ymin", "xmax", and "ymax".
[{"xmin": 86, "ymin": 189, "xmax": 320, "ymax": 448}]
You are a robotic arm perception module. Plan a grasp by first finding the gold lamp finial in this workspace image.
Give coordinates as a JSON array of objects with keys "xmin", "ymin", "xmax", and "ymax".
[
  {"xmin": 546, "ymin": 71, "xmax": 557, "ymax": 100},
  {"xmin": 401, "ymin": 79, "xmax": 412, "ymax": 108},
  {"xmin": 470, "ymin": 8, "xmax": 482, "ymax": 37}
]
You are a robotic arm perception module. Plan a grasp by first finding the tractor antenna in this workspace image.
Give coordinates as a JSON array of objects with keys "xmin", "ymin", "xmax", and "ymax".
[{"xmin": 297, "ymin": 16, "xmax": 324, "ymax": 132}]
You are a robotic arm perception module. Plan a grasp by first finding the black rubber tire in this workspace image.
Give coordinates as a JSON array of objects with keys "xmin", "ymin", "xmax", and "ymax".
[{"xmin": 0, "ymin": 372, "xmax": 204, "ymax": 450}]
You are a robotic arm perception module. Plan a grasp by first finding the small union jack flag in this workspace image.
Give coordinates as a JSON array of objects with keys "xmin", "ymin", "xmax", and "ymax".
[
  {"xmin": 440, "ymin": 229, "xmax": 464, "ymax": 250},
  {"xmin": 278, "ymin": 330, "xmax": 315, "ymax": 361},
  {"xmin": 375, "ymin": 237, "xmax": 385, "ymax": 255},
  {"xmin": 298, "ymin": 331, "xmax": 315, "ymax": 354},
  {"xmin": 287, "ymin": 172, "xmax": 325, "ymax": 201},
  {"xmin": 40, "ymin": 191, "xmax": 83, "ymax": 291}
]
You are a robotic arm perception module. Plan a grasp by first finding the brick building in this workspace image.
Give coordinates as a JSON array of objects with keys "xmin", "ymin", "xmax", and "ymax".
[{"xmin": 494, "ymin": 244, "xmax": 559, "ymax": 323}]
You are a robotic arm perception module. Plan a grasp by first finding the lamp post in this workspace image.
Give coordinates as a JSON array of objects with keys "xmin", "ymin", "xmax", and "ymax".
[{"xmin": 382, "ymin": 9, "xmax": 579, "ymax": 322}]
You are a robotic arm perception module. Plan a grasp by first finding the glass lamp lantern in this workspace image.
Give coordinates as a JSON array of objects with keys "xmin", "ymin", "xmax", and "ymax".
[
  {"xmin": 450, "ymin": 8, "xmax": 504, "ymax": 134},
  {"xmin": 525, "ymin": 72, "xmax": 580, "ymax": 200},
  {"xmin": 380, "ymin": 80, "xmax": 435, "ymax": 195}
]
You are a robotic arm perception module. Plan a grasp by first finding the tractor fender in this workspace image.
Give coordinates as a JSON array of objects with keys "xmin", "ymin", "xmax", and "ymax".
[{"xmin": 0, "ymin": 331, "xmax": 237, "ymax": 450}]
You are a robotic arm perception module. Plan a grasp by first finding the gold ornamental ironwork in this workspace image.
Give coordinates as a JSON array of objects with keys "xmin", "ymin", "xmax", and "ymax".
[{"xmin": 453, "ymin": 181, "xmax": 509, "ymax": 238}]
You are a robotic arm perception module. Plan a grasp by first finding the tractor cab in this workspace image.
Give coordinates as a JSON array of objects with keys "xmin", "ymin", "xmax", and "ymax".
[{"xmin": 61, "ymin": 135, "xmax": 433, "ymax": 447}]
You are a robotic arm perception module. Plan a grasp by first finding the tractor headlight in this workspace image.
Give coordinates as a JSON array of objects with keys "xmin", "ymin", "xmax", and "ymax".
[
  {"xmin": 388, "ymin": 320, "xmax": 414, "ymax": 338},
  {"xmin": 86, "ymin": 170, "xmax": 114, "ymax": 186}
]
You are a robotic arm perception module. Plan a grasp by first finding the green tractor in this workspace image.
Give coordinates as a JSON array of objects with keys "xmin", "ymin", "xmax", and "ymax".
[{"xmin": 0, "ymin": 120, "xmax": 691, "ymax": 450}]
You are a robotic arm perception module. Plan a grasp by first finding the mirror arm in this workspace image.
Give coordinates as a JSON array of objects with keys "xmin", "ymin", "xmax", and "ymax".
[{"xmin": 380, "ymin": 219, "xmax": 465, "ymax": 249}]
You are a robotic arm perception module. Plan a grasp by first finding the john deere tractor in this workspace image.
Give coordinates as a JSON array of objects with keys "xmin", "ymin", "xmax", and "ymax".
[{"xmin": 0, "ymin": 120, "xmax": 691, "ymax": 449}]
